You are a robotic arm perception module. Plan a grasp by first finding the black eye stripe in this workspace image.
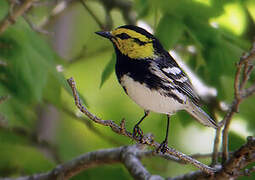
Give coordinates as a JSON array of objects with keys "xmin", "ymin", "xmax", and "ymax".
[
  {"xmin": 116, "ymin": 33, "xmax": 131, "ymax": 39},
  {"xmin": 133, "ymin": 38, "xmax": 147, "ymax": 46}
]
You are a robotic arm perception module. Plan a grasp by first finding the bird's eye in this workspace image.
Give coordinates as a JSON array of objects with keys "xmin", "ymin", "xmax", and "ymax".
[
  {"xmin": 133, "ymin": 38, "xmax": 146, "ymax": 46},
  {"xmin": 116, "ymin": 33, "xmax": 131, "ymax": 39}
]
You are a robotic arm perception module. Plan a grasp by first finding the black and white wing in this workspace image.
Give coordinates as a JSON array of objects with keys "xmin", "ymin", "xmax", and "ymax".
[
  {"xmin": 153, "ymin": 54, "xmax": 218, "ymax": 128},
  {"xmin": 155, "ymin": 55, "xmax": 200, "ymax": 105}
]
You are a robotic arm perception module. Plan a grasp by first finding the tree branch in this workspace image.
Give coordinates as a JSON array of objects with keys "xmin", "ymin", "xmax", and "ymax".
[
  {"xmin": 121, "ymin": 146, "xmax": 158, "ymax": 180},
  {"xmin": 216, "ymin": 136, "xmax": 255, "ymax": 179},
  {"xmin": 66, "ymin": 77, "xmax": 216, "ymax": 175}
]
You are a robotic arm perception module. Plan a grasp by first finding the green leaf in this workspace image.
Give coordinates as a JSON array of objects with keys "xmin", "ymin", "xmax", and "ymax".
[
  {"xmin": 0, "ymin": 29, "xmax": 49, "ymax": 103},
  {"xmin": 100, "ymin": 53, "xmax": 116, "ymax": 88},
  {"xmin": 155, "ymin": 14, "xmax": 184, "ymax": 50}
]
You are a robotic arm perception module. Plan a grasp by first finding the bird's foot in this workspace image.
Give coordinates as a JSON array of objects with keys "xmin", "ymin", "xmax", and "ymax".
[
  {"xmin": 132, "ymin": 125, "xmax": 143, "ymax": 141},
  {"xmin": 157, "ymin": 140, "xmax": 168, "ymax": 154}
]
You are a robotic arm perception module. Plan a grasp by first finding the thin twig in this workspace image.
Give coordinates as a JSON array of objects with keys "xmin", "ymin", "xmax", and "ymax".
[
  {"xmin": 0, "ymin": 0, "xmax": 34, "ymax": 34},
  {"xmin": 240, "ymin": 63, "xmax": 253, "ymax": 90},
  {"xmin": 210, "ymin": 107, "xmax": 221, "ymax": 166},
  {"xmin": 67, "ymin": 77, "xmax": 216, "ymax": 175},
  {"xmin": 242, "ymin": 83, "xmax": 255, "ymax": 98},
  {"xmin": 212, "ymin": 127, "xmax": 221, "ymax": 165},
  {"xmin": 222, "ymin": 42, "xmax": 255, "ymax": 163}
]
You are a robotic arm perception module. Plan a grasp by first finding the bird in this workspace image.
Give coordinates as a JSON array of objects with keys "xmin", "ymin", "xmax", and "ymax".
[{"xmin": 95, "ymin": 25, "xmax": 218, "ymax": 153}]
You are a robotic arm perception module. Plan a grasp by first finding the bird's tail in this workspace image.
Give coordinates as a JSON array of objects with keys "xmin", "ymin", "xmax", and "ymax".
[{"xmin": 185, "ymin": 102, "xmax": 218, "ymax": 129}]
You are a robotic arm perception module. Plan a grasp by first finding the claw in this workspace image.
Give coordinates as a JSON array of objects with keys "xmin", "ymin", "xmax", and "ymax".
[
  {"xmin": 132, "ymin": 125, "xmax": 143, "ymax": 141},
  {"xmin": 157, "ymin": 140, "xmax": 168, "ymax": 154}
]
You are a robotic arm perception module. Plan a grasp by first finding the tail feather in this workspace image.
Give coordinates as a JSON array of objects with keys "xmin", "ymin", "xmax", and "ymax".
[{"xmin": 186, "ymin": 102, "xmax": 218, "ymax": 129}]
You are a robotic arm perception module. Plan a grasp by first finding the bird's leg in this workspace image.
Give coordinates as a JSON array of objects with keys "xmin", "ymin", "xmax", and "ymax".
[
  {"xmin": 133, "ymin": 110, "xmax": 150, "ymax": 141},
  {"xmin": 157, "ymin": 115, "xmax": 170, "ymax": 153}
]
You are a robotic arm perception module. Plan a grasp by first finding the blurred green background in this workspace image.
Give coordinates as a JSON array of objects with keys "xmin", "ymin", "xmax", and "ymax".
[{"xmin": 0, "ymin": 0, "xmax": 254, "ymax": 179}]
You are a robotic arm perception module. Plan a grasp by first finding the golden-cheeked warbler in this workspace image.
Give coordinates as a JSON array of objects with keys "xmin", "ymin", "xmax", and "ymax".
[{"xmin": 96, "ymin": 25, "xmax": 218, "ymax": 153}]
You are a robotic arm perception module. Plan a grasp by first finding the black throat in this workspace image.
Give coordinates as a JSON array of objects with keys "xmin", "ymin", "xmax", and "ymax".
[{"xmin": 114, "ymin": 48, "xmax": 164, "ymax": 91}]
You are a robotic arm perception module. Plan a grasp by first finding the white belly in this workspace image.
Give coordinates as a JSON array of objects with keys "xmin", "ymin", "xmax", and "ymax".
[{"xmin": 121, "ymin": 75, "xmax": 186, "ymax": 114}]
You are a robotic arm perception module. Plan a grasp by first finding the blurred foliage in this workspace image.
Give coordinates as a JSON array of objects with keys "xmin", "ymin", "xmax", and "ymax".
[{"xmin": 0, "ymin": 0, "xmax": 254, "ymax": 179}]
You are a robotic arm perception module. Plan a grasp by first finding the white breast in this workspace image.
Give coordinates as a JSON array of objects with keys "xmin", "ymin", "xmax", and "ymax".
[{"xmin": 121, "ymin": 75, "xmax": 186, "ymax": 114}]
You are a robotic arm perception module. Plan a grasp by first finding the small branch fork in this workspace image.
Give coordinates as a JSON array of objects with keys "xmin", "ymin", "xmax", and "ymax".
[{"xmin": 221, "ymin": 41, "xmax": 255, "ymax": 163}]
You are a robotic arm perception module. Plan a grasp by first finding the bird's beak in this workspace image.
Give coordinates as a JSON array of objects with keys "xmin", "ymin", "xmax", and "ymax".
[{"xmin": 95, "ymin": 31, "xmax": 113, "ymax": 39}]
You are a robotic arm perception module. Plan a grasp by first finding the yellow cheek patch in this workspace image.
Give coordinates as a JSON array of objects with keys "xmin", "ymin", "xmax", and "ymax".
[
  {"xmin": 113, "ymin": 38, "xmax": 154, "ymax": 59},
  {"xmin": 111, "ymin": 28, "xmax": 155, "ymax": 59}
]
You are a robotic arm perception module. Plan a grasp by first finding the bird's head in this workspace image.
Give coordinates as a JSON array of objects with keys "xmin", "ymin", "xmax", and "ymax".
[{"xmin": 95, "ymin": 25, "xmax": 163, "ymax": 60}]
